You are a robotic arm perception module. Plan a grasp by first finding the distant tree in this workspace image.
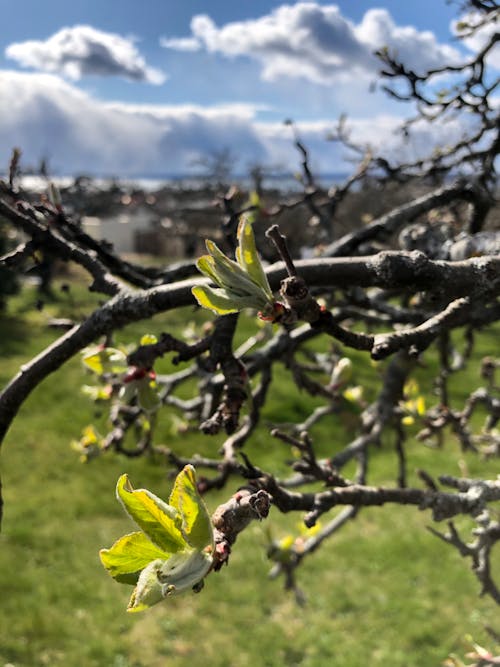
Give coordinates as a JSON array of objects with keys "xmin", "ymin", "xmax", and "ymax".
[{"xmin": 192, "ymin": 147, "xmax": 236, "ymax": 189}]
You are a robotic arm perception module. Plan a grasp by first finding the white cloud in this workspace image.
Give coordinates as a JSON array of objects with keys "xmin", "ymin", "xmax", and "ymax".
[
  {"xmin": 0, "ymin": 72, "xmax": 265, "ymax": 176},
  {"xmin": 356, "ymin": 9, "xmax": 460, "ymax": 73},
  {"xmin": 0, "ymin": 71, "xmax": 472, "ymax": 178},
  {"xmin": 256, "ymin": 114, "xmax": 472, "ymax": 174},
  {"xmin": 159, "ymin": 36, "xmax": 201, "ymax": 52},
  {"xmin": 161, "ymin": 3, "xmax": 460, "ymax": 85},
  {"xmin": 5, "ymin": 25, "xmax": 166, "ymax": 84}
]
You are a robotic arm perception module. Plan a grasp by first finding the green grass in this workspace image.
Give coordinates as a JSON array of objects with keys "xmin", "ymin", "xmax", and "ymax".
[{"xmin": 0, "ymin": 280, "xmax": 498, "ymax": 667}]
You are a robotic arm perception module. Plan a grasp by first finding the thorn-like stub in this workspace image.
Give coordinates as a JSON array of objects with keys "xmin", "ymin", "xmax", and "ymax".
[
  {"xmin": 280, "ymin": 276, "xmax": 309, "ymax": 301},
  {"xmin": 279, "ymin": 276, "xmax": 322, "ymax": 323}
]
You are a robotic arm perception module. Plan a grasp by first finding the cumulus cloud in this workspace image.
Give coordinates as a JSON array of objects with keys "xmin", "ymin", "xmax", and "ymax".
[
  {"xmin": 0, "ymin": 71, "xmax": 265, "ymax": 176},
  {"xmin": 0, "ymin": 71, "xmax": 470, "ymax": 178},
  {"xmin": 161, "ymin": 3, "xmax": 460, "ymax": 85},
  {"xmin": 5, "ymin": 25, "xmax": 166, "ymax": 84}
]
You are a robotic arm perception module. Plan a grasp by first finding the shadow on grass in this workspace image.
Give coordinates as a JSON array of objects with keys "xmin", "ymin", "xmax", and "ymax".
[{"xmin": 0, "ymin": 316, "xmax": 31, "ymax": 357}]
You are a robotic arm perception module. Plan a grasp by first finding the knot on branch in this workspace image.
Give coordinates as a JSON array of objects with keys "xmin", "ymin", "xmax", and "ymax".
[
  {"xmin": 373, "ymin": 250, "xmax": 430, "ymax": 288},
  {"xmin": 421, "ymin": 478, "xmax": 496, "ymax": 521},
  {"xmin": 211, "ymin": 488, "xmax": 271, "ymax": 571}
]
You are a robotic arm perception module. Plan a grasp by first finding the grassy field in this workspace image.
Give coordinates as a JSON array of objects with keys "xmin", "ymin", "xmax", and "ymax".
[{"xmin": 0, "ymin": 278, "xmax": 498, "ymax": 667}]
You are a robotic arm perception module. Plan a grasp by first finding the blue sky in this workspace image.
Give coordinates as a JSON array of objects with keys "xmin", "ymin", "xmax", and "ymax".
[{"xmin": 0, "ymin": 1, "xmax": 495, "ymax": 177}]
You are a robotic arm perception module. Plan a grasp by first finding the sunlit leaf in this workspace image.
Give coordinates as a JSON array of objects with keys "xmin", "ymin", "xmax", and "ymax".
[
  {"xmin": 205, "ymin": 243, "xmax": 260, "ymax": 295},
  {"xmin": 206, "ymin": 239, "xmax": 243, "ymax": 278},
  {"xmin": 100, "ymin": 531, "xmax": 170, "ymax": 584},
  {"xmin": 140, "ymin": 334, "xmax": 158, "ymax": 346},
  {"xmin": 116, "ymin": 474, "xmax": 186, "ymax": 553},
  {"xmin": 343, "ymin": 385, "xmax": 363, "ymax": 403},
  {"xmin": 196, "ymin": 255, "xmax": 220, "ymax": 285},
  {"xmin": 278, "ymin": 535, "xmax": 294, "ymax": 550},
  {"xmin": 236, "ymin": 218, "xmax": 272, "ymax": 298},
  {"xmin": 404, "ymin": 378, "xmax": 419, "ymax": 398},
  {"xmin": 169, "ymin": 465, "xmax": 213, "ymax": 550},
  {"xmin": 192, "ymin": 285, "xmax": 239, "ymax": 315},
  {"xmin": 245, "ymin": 191, "xmax": 261, "ymax": 223},
  {"xmin": 70, "ymin": 424, "xmax": 104, "ymax": 462},
  {"xmin": 249, "ymin": 190, "xmax": 261, "ymax": 208},
  {"xmin": 193, "ymin": 220, "xmax": 276, "ymax": 316},
  {"xmin": 298, "ymin": 521, "xmax": 322, "ymax": 538},
  {"xmin": 139, "ymin": 414, "xmax": 151, "ymax": 434},
  {"xmin": 82, "ymin": 347, "xmax": 127, "ymax": 376},
  {"xmin": 82, "ymin": 424, "xmax": 99, "ymax": 444},
  {"xmin": 82, "ymin": 350, "xmax": 107, "ymax": 375},
  {"xmin": 103, "ymin": 468, "xmax": 215, "ymax": 611}
]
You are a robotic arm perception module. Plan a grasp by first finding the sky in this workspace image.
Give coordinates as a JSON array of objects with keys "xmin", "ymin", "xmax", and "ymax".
[{"xmin": 0, "ymin": 0, "xmax": 497, "ymax": 178}]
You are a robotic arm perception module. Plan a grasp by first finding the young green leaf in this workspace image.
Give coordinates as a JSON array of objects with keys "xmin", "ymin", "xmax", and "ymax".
[
  {"xmin": 116, "ymin": 474, "xmax": 186, "ymax": 553},
  {"xmin": 126, "ymin": 550, "xmax": 212, "ymax": 612},
  {"xmin": 205, "ymin": 239, "xmax": 244, "ymax": 279},
  {"xmin": 192, "ymin": 285, "xmax": 268, "ymax": 315},
  {"xmin": 127, "ymin": 559, "xmax": 166, "ymax": 613},
  {"xmin": 101, "ymin": 467, "xmax": 215, "ymax": 612},
  {"xmin": 82, "ymin": 347, "xmax": 128, "ymax": 376},
  {"xmin": 192, "ymin": 220, "xmax": 275, "ymax": 316},
  {"xmin": 100, "ymin": 531, "xmax": 171, "ymax": 584},
  {"xmin": 169, "ymin": 465, "xmax": 214, "ymax": 551},
  {"xmin": 192, "ymin": 285, "xmax": 239, "ymax": 315},
  {"xmin": 140, "ymin": 333, "xmax": 158, "ymax": 346},
  {"xmin": 204, "ymin": 243, "xmax": 260, "ymax": 295},
  {"xmin": 196, "ymin": 255, "xmax": 222, "ymax": 285},
  {"xmin": 236, "ymin": 218, "xmax": 273, "ymax": 299},
  {"xmin": 157, "ymin": 550, "xmax": 212, "ymax": 595}
]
